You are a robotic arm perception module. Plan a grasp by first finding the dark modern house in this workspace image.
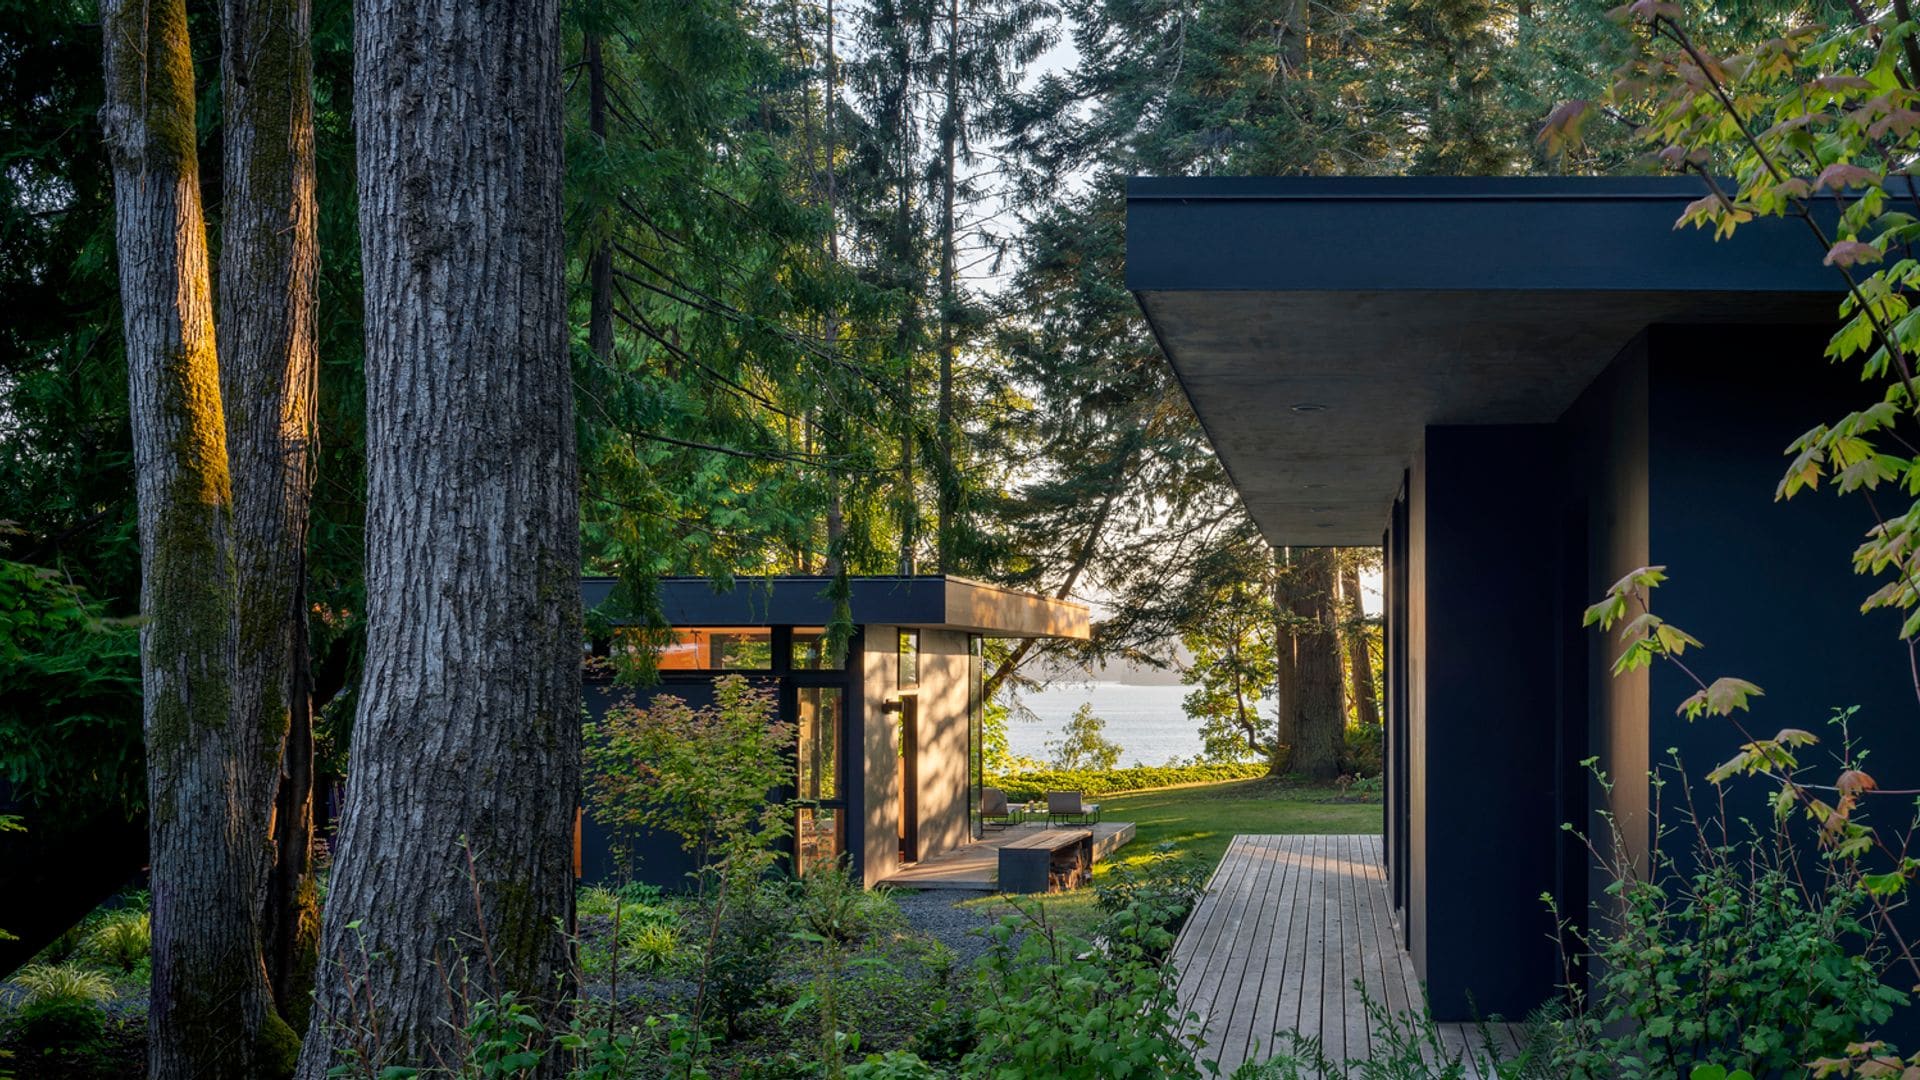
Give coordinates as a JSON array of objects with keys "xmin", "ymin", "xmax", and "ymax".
[
  {"xmin": 1128, "ymin": 176, "xmax": 1908, "ymax": 1020},
  {"xmin": 577, "ymin": 575, "xmax": 1090, "ymax": 889}
]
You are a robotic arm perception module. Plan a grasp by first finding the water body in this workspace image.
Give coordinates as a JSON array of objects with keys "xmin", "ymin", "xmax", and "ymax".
[{"xmin": 1005, "ymin": 682, "xmax": 1272, "ymax": 767}]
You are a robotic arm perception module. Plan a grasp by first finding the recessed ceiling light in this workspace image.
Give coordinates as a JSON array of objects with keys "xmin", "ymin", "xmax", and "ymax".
[{"xmin": 1290, "ymin": 402, "xmax": 1328, "ymax": 413}]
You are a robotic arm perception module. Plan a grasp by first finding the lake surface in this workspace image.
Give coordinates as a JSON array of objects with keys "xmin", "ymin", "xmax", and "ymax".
[{"xmin": 1005, "ymin": 682, "xmax": 1263, "ymax": 767}]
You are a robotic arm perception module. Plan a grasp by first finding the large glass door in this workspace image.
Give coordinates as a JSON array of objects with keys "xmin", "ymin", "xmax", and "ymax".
[{"xmin": 794, "ymin": 685, "xmax": 845, "ymax": 876}]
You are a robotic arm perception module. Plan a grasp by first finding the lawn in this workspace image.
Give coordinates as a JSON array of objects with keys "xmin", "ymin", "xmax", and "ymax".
[{"xmin": 957, "ymin": 776, "xmax": 1381, "ymax": 935}]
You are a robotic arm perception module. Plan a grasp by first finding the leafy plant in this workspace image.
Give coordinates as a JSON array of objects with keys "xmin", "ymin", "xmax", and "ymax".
[
  {"xmin": 965, "ymin": 896, "xmax": 1208, "ymax": 1078},
  {"xmin": 1537, "ymin": 758, "xmax": 1906, "ymax": 1079},
  {"xmin": 582, "ymin": 674, "xmax": 794, "ymax": 884},
  {"xmin": 624, "ymin": 922, "xmax": 677, "ymax": 973},
  {"xmin": 843, "ymin": 1051, "xmax": 943, "ymax": 1078},
  {"xmin": 82, "ymin": 911, "xmax": 149, "ymax": 973},
  {"xmin": 1094, "ymin": 841, "xmax": 1209, "ymax": 947},
  {"xmin": 0, "ymin": 557, "xmax": 141, "ymax": 815},
  {"xmin": 9, "ymin": 963, "xmax": 114, "ymax": 1048}
]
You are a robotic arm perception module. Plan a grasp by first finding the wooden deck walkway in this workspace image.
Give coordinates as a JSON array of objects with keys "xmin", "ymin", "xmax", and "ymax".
[
  {"xmin": 1172, "ymin": 834, "xmax": 1524, "ymax": 1075},
  {"xmin": 877, "ymin": 821, "xmax": 1136, "ymax": 890}
]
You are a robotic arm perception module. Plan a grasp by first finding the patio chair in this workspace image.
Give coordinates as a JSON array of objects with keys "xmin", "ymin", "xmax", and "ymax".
[
  {"xmin": 1046, "ymin": 790, "xmax": 1100, "ymax": 826},
  {"xmin": 981, "ymin": 787, "xmax": 1021, "ymax": 830}
]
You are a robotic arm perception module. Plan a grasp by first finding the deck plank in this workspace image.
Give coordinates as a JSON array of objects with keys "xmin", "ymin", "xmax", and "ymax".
[
  {"xmin": 1241, "ymin": 834, "xmax": 1305, "ymax": 1064},
  {"xmin": 1173, "ymin": 832, "xmax": 1531, "ymax": 1076},
  {"xmin": 1185, "ymin": 834, "xmax": 1275, "ymax": 1047},
  {"xmin": 1172, "ymin": 835, "xmax": 1257, "ymax": 1010},
  {"xmin": 1217, "ymin": 835, "xmax": 1289, "ymax": 1066}
]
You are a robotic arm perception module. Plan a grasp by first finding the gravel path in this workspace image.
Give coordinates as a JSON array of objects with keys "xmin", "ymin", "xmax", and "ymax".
[{"xmin": 888, "ymin": 888, "xmax": 1001, "ymax": 967}]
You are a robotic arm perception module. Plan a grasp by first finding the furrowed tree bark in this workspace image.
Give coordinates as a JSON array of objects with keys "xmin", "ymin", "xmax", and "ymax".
[
  {"xmin": 1340, "ymin": 561, "xmax": 1380, "ymax": 731},
  {"xmin": 294, "ymin": 0, "xmax": 579, "ymax": 1074},
  {"xmin": 219, "ymin": 0, "xmax": 321, "ymax": 1033},
  {"xmin": 1289, "ymin": 546, "xmax": 1344, "ymax": 781},
  {"xmin": 98, "ymin": 1, "xmax": 299, "ymax": 1074}
]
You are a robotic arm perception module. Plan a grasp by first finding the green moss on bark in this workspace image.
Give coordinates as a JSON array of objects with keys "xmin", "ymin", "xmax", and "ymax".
[{"xmin": 102, "ymin": 0, "xmax": 201, "ymax": 171}]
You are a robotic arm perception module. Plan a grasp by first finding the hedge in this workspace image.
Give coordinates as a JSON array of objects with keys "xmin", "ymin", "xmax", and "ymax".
[{"xmin": 985, "ymin": 762, "xmax": 1268, "ymax": 803}]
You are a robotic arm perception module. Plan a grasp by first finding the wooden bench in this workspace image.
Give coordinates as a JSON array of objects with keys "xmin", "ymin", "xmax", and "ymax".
[{"xmin": 998, "ymin": 828, "xmax": 1093, "ymax": 893}]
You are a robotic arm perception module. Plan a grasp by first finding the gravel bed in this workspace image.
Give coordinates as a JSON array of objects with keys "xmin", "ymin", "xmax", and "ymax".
[{"xmin": 886, "ymin": 888, "xmax": 1000, "ymax": 967}]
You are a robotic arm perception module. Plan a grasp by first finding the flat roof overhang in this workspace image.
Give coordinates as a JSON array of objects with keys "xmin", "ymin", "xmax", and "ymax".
[
  {"xmin": 580, "ymin": 575, "xmax": 1090, "ymax": 640},
  {"xmin": 1127, "ymin": 176, "xmax": 1846, "ymax": 546}
]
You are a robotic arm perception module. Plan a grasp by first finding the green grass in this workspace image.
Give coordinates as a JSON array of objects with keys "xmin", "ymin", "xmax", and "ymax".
[{"xmin": 958, "ymin": 777, "xmax": 1381, "ymax": 936}]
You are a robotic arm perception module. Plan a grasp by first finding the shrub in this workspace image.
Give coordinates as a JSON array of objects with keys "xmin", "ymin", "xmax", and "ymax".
[
  {"xmin": 1547, "ymin": 829, "xmax": 1903, "ymax": 1077},
  {"xmin": 844, "ymin": 1051, "xmax": 943, "ymax": 1078},
  {"xmin": 988, "ymin": 762, "xmax": 1266, "ymax": 802},
  {"xmin": 704, "ymin": 882, "xmax": 795, "ymax": 1035},
  {"xmin": 1338, "ymin": 720, "xmax": 1381, "ymax": 778},
  {"xmin": 625, "ymin": 922, "xmax": 677, "ymax": 973},
  {"xmin": 1094, "ymin": 841, "xmax": 1210, "ymax": 948},
  {"xmin": 10, "ymin": 963, "xmax": 113, "ymax": 1048},
  {"xmin": 83, "ymin": 911, "xmax": 149, "ymax": 973},
  {"xmin": 966, "ymin": 897, "xmax": 1208, "ymax": 1078},
  {"xmin": 583, "ymin": 674, "xmax": 794, "ymax": 884}
]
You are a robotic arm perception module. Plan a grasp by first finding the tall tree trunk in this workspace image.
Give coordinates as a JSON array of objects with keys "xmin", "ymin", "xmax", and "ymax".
[
  {"xmin": 822, "ymin": 0, "xmax": 847, "ymax": 575},
  {"xmin": 220, "ymin": 0, "xmax": 321, "ymax": 1034},
  {"xmin": 934, "ymin": 0, "xmax": 960, "ymax": 574},
  {"xmin": 295, "ymin": 1, "xmax": 579, "ymax": 1073},
  {"xmin": 586, "ymin": 33, "xmax": 614, "ymax": 362},
  {"xmin": 1272, "ymin": 549, "xmax": 1299, "ymax": 774},
  {"xmin": 890, "ymin": 68, "xmax": 917, "ymax": 576},
  {"xmin": 1341, "ymin": 561, "xmax": 1380, "ymax": 730},
  {"xmin": 1290, "ymin": 547, "xmax": 1343, "ymax": 781},
  {"xmin": 99, "ymin": 1, "xmax": 299, "ymax": 1074}
]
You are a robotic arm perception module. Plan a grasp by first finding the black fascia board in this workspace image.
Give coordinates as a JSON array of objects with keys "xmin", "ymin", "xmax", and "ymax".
[
  {"xmin": 581, "ymin": 575, "xmax": 947, "ymax": 628},
  {"xmin": 1125, "ymin": 175, "xmax": 1844, "ymax": 295}
]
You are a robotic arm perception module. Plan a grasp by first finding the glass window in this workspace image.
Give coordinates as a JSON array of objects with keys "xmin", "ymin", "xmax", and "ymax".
[
  {"xmin": 797, "ymin": 686, "xmax": 842, "ymax": 801},
  {"xmin": 791, "ymin": 627, "xmax": 843, "ymax": 671},
  {"xmin": 651, "ymin": 627, "xmax": 773, "ymax": 671},
  {"xmin": 898, "ymin": 629, "xmax": 920, "ymax": 689},
  {"xmin": 796, "ymin": 807, "xmax": 843, "ymax": 877}
]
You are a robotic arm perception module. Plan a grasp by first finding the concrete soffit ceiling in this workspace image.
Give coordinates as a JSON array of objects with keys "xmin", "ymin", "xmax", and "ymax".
[{"xmin": 1126, "ymin": 177, "xmax": 1845, "ymax": 547}]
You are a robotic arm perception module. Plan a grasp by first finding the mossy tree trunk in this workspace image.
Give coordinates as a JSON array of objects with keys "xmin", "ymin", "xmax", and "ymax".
[
  {"xmin": 98, "ymin": 0, "xmax": 299, "ymax": 1075},
  {"xmin": 1289, "ymin": 546, "xmax": 1344, "ymax": 781},
  {"xmin": 218, "ymin": 0, "xmax": 322, "ymax": 1031},
  {"xmin": 293, "ymin": 0, "xmax": 580, "ymax": 1072}
]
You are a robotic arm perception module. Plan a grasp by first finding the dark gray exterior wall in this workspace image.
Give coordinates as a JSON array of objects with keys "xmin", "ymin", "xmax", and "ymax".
[
  {"xmin": 1385, "ymin": 321, "xmax": 1920, "ymax": 1023},
  {"xmin": 1644, "ymin": 324, "xmax": 1912, "ymax": 841},
  {"xmin": 1403, "ymin": 426, "xmax": 1563, "ymax": 1020},
  {"xmin": 1563, "ymin": 336, "xmax": 1652, "ymax": 902}
]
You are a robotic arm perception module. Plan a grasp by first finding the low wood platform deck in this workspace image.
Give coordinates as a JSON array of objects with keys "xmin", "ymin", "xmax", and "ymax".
[
  {"xmin": 877, "ymin": 820, "xmax": 1136, "ymax": 890},
  {"xmin": 1172, "ymin": 834, "xmax": 1524, "ymax": 1075}
]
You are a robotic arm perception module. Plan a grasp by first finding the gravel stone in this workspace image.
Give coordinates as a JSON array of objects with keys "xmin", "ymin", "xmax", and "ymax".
[{"xmin": 886, "ymin": 888, "xmax": 1001, "ymax": 967}]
